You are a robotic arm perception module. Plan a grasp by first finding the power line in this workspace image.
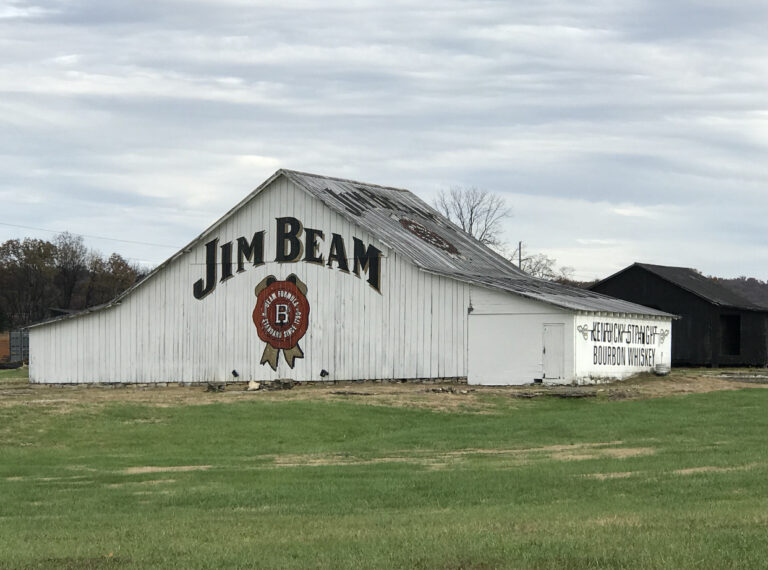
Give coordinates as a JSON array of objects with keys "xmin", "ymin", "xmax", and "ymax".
[{"xmin": 0, "ymin": 222, "xmax": 181, "ymax": 249}]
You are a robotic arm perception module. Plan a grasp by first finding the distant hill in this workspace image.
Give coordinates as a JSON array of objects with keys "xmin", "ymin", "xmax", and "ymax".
[{"xmin": 555, "ymin": 278, "xmax": 599, "ymax": 289}]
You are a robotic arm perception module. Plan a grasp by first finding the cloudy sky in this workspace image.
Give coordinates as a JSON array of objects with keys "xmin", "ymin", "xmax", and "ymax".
[{"xmin": 2, "ymin": 0, "xmax": 767, "ymax": 281}]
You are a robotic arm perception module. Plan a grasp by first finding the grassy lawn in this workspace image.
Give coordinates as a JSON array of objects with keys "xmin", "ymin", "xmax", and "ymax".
[
  {"xmin": 1, "ymin": 374, "xmax": 767, "ymax": 568},
  {"xmin": 0, "ymin": 366, "xmax": 28, "ymax": 381}
]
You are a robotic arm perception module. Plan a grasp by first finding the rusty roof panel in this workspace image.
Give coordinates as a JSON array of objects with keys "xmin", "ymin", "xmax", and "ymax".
[{"xmin": 281, "ymin": 169, "xmax": 526, "ymax": 279}]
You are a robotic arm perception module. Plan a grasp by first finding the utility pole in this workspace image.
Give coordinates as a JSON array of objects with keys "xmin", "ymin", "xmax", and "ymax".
[{"xmin": 518, "ymin": 241, "xmax": 522, "ymax": 268}]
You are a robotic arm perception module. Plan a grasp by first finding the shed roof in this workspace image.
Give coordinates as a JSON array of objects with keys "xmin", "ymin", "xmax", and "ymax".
[{"xmin": 595, "ymin": 263, "xmax": 768, "ymax": 311}]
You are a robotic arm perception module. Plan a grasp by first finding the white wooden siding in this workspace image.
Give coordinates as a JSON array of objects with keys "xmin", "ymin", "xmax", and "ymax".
[
  {"xmin": 29, "ymin": 177, "xmax": 471, "ymax": 383},
  {"xmin": 466, "ymin": 286, "xmax": 673, "ymax": 385},
  {"xmin": 468, "ymin": 286, "xmax": 575, "ymax": 385}
]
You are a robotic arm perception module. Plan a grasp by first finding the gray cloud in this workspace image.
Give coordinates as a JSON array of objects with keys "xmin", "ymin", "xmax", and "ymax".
[{"xmin": 1, "ymin": 0, "xmax": 767, "ymax": 278}]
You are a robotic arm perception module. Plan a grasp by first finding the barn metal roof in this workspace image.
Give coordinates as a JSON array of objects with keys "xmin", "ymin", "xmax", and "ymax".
[
  {"xmin": 283, "ymin": 170, "xmax": 671, "ymax": 317},
  {"xmin": 598, "ymin": 263, "xmax": 768, "ymax": 311},
  {"xmin": 30, "ymin": 169, "xmax": 672, "ymax": 329}
]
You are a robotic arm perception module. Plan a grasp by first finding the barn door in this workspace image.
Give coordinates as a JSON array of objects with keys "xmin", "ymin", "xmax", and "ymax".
[{"xmin": 542, "ymin": 323, "xmax": 564, "ymax": 380}]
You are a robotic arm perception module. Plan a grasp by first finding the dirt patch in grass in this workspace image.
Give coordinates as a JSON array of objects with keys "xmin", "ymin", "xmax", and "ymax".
[
  {"xmin": 514, "ymin": 441, "xmax": 623, "ymax": 453},
  {"xmin": 3, "ymin": 368, "xmax": 768, "ymax": 413},
  {"xmin": 271, "ymin": 454, "xmax": 417, "ymax": 467},
  {"xmin": 5, "ymin": 475, "xmax": 90, "ymax": 482},
  {"xmin": 263, "ymin": 442, "xmax": 652, "ymax": 469},
  {"xmin": 122, "ymin": 465, "xmax": 210, "ymax": 475},
  {"xmin": 583, "ymin": 472, "xmax": 637, "ymax": 480},
  {"xmin": 673, "ymin": 463, "xmax": 760, "ymax": 475},
  {"xmin": 551, "ymin": 446, "xmax": 654, "ymax": 462},
  {"xmin": 37, "ymin": 475, "xmax": 89, "ymax": 481},
  {"xmin": 550, "ymin": 453, "xmax": 596, "ymax": 461},
  {"xmin": 109, "ymin": 479, "xmax": 176, "ymax": 488},
  {"xmin": 589, "ymin": 514, "xmax": 642, "ymax": 526},
  {"xmin": 602, "ymin": 447, "xmax": 655, "ymax": 459}
]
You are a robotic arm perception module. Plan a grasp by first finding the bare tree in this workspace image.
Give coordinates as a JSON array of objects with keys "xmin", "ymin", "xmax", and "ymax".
[
  {"xmin": 432, "ymin": 188, "xmax": 579, "ymax": 281},
  {"xmin": 433, "ymin": 186, "xmax": 511, "ymax": 249},
  {"xmin": 510, "ymin": 242, "xmax": 574, "ymax": 281}
]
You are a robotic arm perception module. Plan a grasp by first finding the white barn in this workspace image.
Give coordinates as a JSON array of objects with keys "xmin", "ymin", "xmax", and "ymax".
[{"xmin": 29, "ymin": 170, "xmax": 673, "ymax": 385}]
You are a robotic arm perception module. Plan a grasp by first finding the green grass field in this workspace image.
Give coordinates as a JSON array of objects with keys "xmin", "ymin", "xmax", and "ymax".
[
  {"xmin": 0, "ymin": 367, "xmax": 27, "ymax": 381},
  {"xmin": 1, "ymin": 370, "xmax": 767, "ymax": 568}
]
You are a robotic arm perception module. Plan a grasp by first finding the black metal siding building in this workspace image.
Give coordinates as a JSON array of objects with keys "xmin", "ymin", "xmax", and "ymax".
[{"xmin": 591, "ymin": 263, "xmax": 768, "ymax": 367}]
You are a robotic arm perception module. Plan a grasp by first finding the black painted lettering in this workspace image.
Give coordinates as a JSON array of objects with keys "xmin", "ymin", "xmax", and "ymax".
[
  {"xmin": 304, "ymin": 228, "xmax": 325, "ymax": 264},
  {"xmin": 327, "ymin": 233, "xmax": 349, "ymax": 272},
  {"xmin": 193, "ymin": 238, "xmax": 218, "ymax": 299},
  {"xmin": 237, "ymin": 232, "xmax": 265, "ymax": 272},
  {"xmin": 275, "ymin": 217, "xmax": 304, "ymax": 262},
  {"xmin": 353, "ymin": 237, "xmax": 382, "ymax": 292},
  {"xmin": 220, "ymin": 241, "xmax": 233, "ymax": 282}
]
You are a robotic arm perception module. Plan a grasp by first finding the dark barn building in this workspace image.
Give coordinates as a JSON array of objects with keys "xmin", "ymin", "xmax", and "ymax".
[{"xmin": 591, "ymin": 263, "xmax": 768, "ymax": 367}]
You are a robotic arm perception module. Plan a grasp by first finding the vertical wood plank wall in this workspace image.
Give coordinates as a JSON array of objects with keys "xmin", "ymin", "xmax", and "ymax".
[
  {"xmin": 29, "ymin": 177, "xmax": 471, "ymax": 383},
  {"xmin": 467, "ymin": 286, "xmax": 576, "ymax": 385}
]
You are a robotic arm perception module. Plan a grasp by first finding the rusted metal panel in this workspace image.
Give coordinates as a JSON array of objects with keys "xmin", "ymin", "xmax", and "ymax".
[{"xmin": 0, "ymin": 332, "xmax": 9, "ymax": 362}]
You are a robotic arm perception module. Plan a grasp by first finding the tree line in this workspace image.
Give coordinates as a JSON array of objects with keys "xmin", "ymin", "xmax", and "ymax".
[
  {"xmin": 0, "ymin": 233, "xmax": 149, "ymax": 330},
  {"xmin": 713, "ymin": 275, "xmax": 768, "ymax": 308}
]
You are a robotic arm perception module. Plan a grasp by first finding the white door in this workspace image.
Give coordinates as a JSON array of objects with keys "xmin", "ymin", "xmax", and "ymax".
[
  {"xmin": 543, "ymin": 323, "xmax": 564, "ymax": 380},
  {"xmin": 468, "ymin": 314, "xmax": 516, "ymax": 385},
  {"xmin": 468, "ymin": 313, "xmax": 541, "ymax": 385}
]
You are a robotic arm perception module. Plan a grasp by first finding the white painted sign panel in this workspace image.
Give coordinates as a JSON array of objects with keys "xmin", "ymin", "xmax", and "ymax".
[{"xmin": 573, "ymin": 314, "xmax": 672, "ymax": 380}]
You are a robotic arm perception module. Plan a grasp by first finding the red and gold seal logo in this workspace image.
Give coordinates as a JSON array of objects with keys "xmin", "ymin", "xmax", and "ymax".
[{"xmin": 253, "ymin": 274, "xmax": 310, "ymax": 370}]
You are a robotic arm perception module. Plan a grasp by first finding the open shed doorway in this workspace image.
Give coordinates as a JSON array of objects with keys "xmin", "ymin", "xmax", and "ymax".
[{"xmin": 720, "ymin": 314, "xmax": 741, "ymax": 356}]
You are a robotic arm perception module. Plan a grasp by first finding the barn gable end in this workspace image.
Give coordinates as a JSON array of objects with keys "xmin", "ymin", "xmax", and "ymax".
[{"xmin": 29, "ymin": 173, "xmax": 470, "ymax": 383}]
